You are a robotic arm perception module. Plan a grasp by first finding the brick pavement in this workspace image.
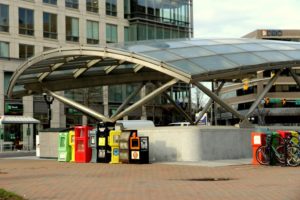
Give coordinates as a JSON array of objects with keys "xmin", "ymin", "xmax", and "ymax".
[{"xmin": 0, "ymin": 158, "xmax": 299, "ymax": 200}]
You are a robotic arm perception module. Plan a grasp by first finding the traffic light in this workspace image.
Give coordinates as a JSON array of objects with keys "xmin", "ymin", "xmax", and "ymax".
[
  {"xmin": 282, "ymin": 98, "xmax": 287, "ymax": 106},
  {"xmin": 264, "ymin": 97, "xmax": 270, "ymax": 105},
  {"xmin": 242, "ymin": 78, "xmax": 249, "ymax": 91}
]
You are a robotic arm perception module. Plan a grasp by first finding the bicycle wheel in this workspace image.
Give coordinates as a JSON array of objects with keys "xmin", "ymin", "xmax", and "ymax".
[
  {"xmin": 287, "ymin": 146, "xmax": 300, "ymax": 167},
  {"xmin": 256, "ymin": 146, "xmax": 270, "ymax": 165},
  {"xmin": 275, "ymin": 145, "xmax": 285, "ymax": 164}
]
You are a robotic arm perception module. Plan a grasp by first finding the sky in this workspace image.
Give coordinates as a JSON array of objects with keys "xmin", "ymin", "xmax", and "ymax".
[{"xmin": 193, "ymin": 0, "xmax": 300, "ymax": 38}]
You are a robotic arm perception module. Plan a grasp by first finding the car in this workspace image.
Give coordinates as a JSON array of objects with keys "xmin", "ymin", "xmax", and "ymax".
[{"xmin": 168, "ymin": 122, "xmax": 191, "ymax": 126}]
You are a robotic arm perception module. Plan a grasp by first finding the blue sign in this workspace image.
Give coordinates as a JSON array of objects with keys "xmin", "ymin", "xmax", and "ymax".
[{"xmin": 113, "ymin": 148, "xmax": 119, "ymax": 156}]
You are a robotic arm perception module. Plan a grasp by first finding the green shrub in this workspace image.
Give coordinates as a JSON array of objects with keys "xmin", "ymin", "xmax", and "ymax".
[{"xmin": 0, "ymin": 189, "xmax": 26, "ymax": 200}]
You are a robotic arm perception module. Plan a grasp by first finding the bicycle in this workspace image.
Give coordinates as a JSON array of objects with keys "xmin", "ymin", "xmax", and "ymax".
[{"xmin": 256, "ymin": 134, "xmax": 300, "ymax": 167}]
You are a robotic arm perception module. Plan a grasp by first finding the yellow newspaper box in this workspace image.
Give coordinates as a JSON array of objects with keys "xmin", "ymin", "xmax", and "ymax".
[
  {"xmin": 108, "ymin": 130, "xmax": 121, "ymax": 164},
  {"xmin": 68, "ymin": 130, "xmax": 75, "ymax": 162}
]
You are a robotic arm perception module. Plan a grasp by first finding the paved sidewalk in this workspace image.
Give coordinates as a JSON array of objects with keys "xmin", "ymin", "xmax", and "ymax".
[{"xmin": 0, "ymin": 158, "xmax": 299, "ymax": 200}]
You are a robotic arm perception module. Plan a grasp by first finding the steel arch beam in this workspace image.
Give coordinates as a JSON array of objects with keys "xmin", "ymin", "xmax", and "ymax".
[
  {"xmin": 193, "ymin": 82, "xmax": 246, "ymax": 121},
  {"xmin": 195, "ymin": 81, "xmax": 225, "ymax": 124},
  {"xmin": 8, "ymin": 47, "xmax": 191, "ymax": 97},
  {"xmin": 245, "ymin": 70, "xmax": 282, "ymax": 118},
  {"xmin": 45, "ymin": 89, "xmax": 113, "ymax": 123}
]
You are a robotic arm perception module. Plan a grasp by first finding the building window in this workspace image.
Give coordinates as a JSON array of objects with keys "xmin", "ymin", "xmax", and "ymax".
[
  {"xmin": 66, "ymin": 16, "xmax": 79, "ymax": 42},
  {"xmin": 124, "ymin": 27, "xmax": 129, "ymax": 42},
  {"xmin": 106, "ymin": 24, "xmax": 117, "ymax": 43},
  {"xmin": 0, "ymin": 41, "xmax": 9, "ymax": 58},
  {"xmin": 86, "ymin": 0, "xmax": 98, "ymax": 13},
  {"xmin": 106, "ymin": 0, "xmax": 117, "ymax": 16},
  {"xmin": 86, "ymin": 20, "xmax": 99, "ymax": 44},
  {"xmin": 43, "ymin": 0, "xmax": 57, "ymax": 5},
  {"xmin": 19, "ymin": 44, "xmax": 34, "ymax": 59},
  {"xmin": 65, "ymin": 0, "xmax": 78, "ymax": 9},
  {"xmin": 4, "ymin": 72, "xmax": 13, "ymax": 95},
  {"xmin": 43, "ymin": 12, "xmax": 57, "ymax": 39},
  {"xmin": 124, "ymin": 0, "xmax": 130, "ymax": 18},
  {"xmin": 0, "ymin": 4, "xmax": 9, "ymax": 32},
  {"xmin": 19, "ymin": 8, "xmax": 34, "ymax": 36}
]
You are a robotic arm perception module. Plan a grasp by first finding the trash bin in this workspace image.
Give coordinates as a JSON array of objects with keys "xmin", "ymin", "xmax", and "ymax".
[
  {"xmin": 251, "ymin": 132, "xmax": 267, "ymax": 165},
  {"xmin": 75, "ymin": 126, "xmax": 93, "ymax": 163},
  {"xmin": 69, "ymin": 130, "xmax": 75, "ymax": 162},
  {"xmin": 58, "ymin": 132, "xmax": 71, "ymax": 162},
  {"xmin": 89, "ymin": 129, "xmax": 98, "ymax": 163},
  {"xmin": 108, "ymin": 130, "xmax": 121, "ymax": 164}
]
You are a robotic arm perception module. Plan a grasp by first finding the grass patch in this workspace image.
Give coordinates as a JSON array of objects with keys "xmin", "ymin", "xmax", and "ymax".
[{"xmin": 0, "ymin": 189, "xmax": 26, "ymax": 200}]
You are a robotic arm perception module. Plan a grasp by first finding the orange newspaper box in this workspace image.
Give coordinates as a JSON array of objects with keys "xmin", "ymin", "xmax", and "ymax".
[{"xmin": 251, "ymin": 132, "xmax": 266, "ymax": 165}]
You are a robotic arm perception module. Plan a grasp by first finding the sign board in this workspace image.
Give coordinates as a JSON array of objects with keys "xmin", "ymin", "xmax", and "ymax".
[
  {"xmin": 66, "ymin": 108, "xmax": 81, "ymax": 115},
  {"xmin": 253, "ymin": 135, "xmax": 261, "ymax": 145},
  {"xmin": 131, "ymin": 151, "xmax": 140, "ymax": 160},
  {"xmin": 5, "ymin": 103, "xmax": 23, "ymax": 115}
]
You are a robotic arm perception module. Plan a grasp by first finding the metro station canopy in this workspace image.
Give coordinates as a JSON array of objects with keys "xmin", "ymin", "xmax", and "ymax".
[
  {"xmin": 8, "ymin": 38, "xmax": 300, "ymax": 124},
  {"xmin": 8, "ymin": 38, "xmax": 300, "ymax": 98}
]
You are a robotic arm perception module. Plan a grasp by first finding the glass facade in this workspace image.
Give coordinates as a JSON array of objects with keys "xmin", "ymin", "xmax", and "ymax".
[
  {"xmin": 106, "ymin": 24, "xmax": 117, "ymax": 43},
  {"xmin": 43, "ymin": 12, "xmax": 57, "ymax": 39},
  {"xmin": 124, "ymin": 0, "xmax": 191, "ymax": 41},
  {"xmin": 86, "ymin": 0, "xmax": 98, "ymax": 13},
  {"xmin": 86, "ymin": 20, "xmax": 99, "ymax": 44},
  {"xmin": 106, "ymin": 0, "xmax": 117, "ymax": 16},
  {"xmin": 66, "ymin": 16, "xmax": 79, "ymax": 42},
  {"xmin": 19, "ymin": 8, "xmax": 34, "ymax": 36},
  {"xmin": 126, "ymin": 0, "xmax": 190, "ymax": 26},
  {"xmin": 19, "ymin": 44, "xmax": 34, "ymax": 59},
  {"xmin": 0, "ymin": 41, "xmax": 9, "ymax": 58},
  {"xmin": 0, "ymin": 4, "xmax": 9, "ymax": 32}
]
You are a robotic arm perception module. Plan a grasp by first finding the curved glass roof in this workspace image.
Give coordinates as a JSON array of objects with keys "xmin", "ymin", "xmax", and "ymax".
[
  {"xmin": 112, "ymin": 38, "xmax": 300, "ymax": 77},
  {"xmin": 8, "ymin": 38, "xmax": 300, "ymax": 97}
]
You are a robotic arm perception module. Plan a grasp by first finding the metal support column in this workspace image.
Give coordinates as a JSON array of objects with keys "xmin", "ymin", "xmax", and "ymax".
[
  {"xmin": 45, "ymin": 89, "xmax": 113, "ymax": 123},
  {"xmin": 111, "ymin": 83, "xmax": 144, "ymax": 118},
  {"xmin": 289, "ymin": 68, "xmax": 300, "ymax": 88},
  {"xmin": 193, "ymin": 82, "xmax": 245, "ymax": 121},
  {"xmin": 195, "ymin": 81, "xmax": 225, "ymax": 124},
  {"xmin": 245, "ymin": 70, "xmax": 282, "ymax": 118},
  {"xmin": 111, "ymin": 79, "xmax": 178, "ymax": 122}
]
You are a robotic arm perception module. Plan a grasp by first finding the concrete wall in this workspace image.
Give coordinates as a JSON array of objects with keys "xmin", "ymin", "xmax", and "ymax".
[
  {"xmin": 138, "ymin": 126, "xmax": 253, "ymax": 162},
  {"xmin": 37, "ymin": 125, "xmax": 300, "ymax": 162}
]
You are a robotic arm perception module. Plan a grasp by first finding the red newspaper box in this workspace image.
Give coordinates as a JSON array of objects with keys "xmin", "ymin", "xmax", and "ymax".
[
  {"xmin": 251, "ymin": 132, "xmax": 266, "ymax": 165},
  {"xmin": 276, "ymin": 130, "xmax": 292, "ymax": 140},
  {"xmin": 75, "ymin": 125, "xmax": 93, "ymax": 163}
]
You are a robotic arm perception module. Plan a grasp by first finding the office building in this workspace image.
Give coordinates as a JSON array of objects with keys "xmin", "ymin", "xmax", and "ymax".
[
  {"xmin": 0, "ymin": 0, "xmax": 193, "ymax": 150},
  {"xmin": 216, "ymin": 29, "xmax": 300, "ymax": 126}
]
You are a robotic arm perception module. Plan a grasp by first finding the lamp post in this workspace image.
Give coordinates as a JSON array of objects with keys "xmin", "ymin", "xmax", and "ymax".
[{"xmin": 43, "ymin": 93, "xmax": 54, "ymax": 128}]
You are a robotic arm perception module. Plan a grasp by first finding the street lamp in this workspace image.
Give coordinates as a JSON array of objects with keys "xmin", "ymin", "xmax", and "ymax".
[{"xmin": 43, "ymin": 93, "xmax": 54, "ymax": 128}]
